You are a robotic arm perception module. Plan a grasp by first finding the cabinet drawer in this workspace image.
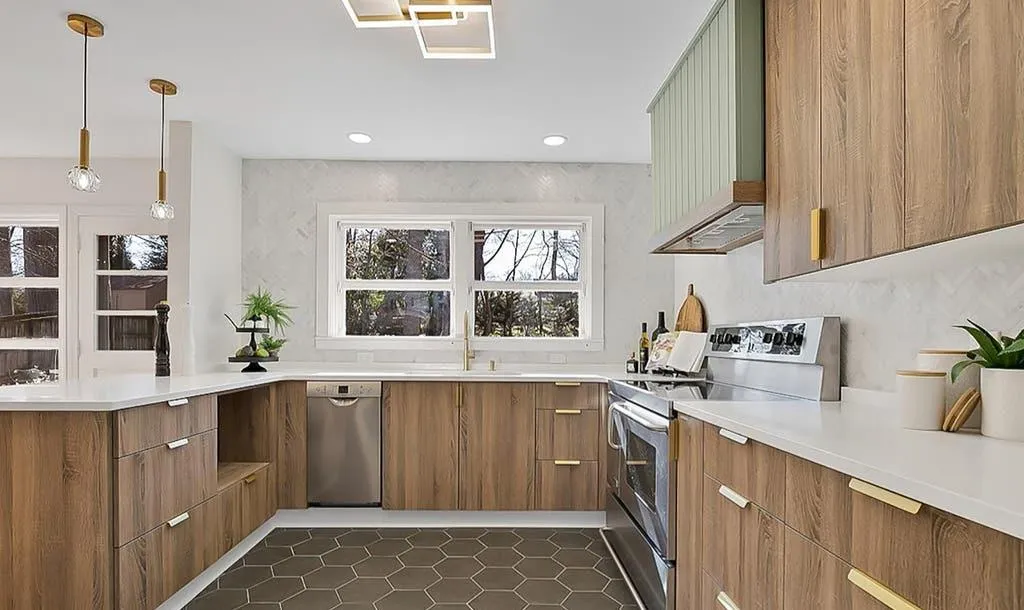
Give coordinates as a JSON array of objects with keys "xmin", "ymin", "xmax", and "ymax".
[
  {"xmin": 702, "ymin": 474, "xmax": 784, "ymax": 609},
  {"xmin": 535, "ymin": 460, "xmax": 599, "ymax": 510},
  {"xmin": 785, "ymin": 454, "xmax": 853, "ymax": 563},
  {"xmin": 217, "ymin": 482, "xmax": 244, "ymax": 557},
  {"xmin": 117, "ymin": 494, "xmax": 220, "ymax": 610},
  {"xmin": 115, "ymin": 393, "xmax": 216, "ymax": 456},
  {"xmin": 115, "ymin": 429, "xmax": 217, "ymax": 546},
  {"xmin": 703, "ymin": 423, "xmax": 786, "ymax": 517},
  {"xmin": 241, "ymin": 464, "xmax": 276, "ymax": 535},
  {"xmin": 848, "ymin": 478, "xmax": 1024, "ymax": 610},
  {"xmin": 536, "ymin": 408, "xmax": 600, "ymax": 461},
  {"xmin": 535, "ymin": 382, "xmax": 600, "ymax": 410}
]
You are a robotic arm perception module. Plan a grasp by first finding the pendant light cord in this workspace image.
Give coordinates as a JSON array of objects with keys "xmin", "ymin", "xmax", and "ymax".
[
  {"xmin": 159, "ymin": 90, "xmax": 165, "ymax": 172},
  {"xmin": 82, "ymin": 24, "xmax": 88, "ymax": 129}
]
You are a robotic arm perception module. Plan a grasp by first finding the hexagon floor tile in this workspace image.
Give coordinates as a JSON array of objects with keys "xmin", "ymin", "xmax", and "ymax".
[{"xmin": 186, "ymin": 527, "xmax": 636, "ymax": 609}]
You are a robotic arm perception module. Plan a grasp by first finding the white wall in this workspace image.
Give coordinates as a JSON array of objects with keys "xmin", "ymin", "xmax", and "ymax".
[
  {"xmin": 674, "ymin": 241, "xmax": 1024, "ymax": 391},
  {"xmin": 242, "ymin": 160, "xmax": 675, "ymax": 365},
  {"xmin": 0, "ymin": 157, "xmax": 155, "ymax": 206}
]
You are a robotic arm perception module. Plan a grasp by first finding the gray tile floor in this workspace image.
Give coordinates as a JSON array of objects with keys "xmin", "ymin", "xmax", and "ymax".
[{"xmin": 186, "ymin": 527, "xmax": 638, "ymax": 610}]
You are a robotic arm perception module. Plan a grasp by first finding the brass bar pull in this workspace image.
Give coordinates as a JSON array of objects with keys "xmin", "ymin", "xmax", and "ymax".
[
  {"xmin": 810, "ymin": 207, "xmax": 825, "ymax": 261},
  {"xmin": 167, "ymin": 398, "xmax": 189, "ymax": 407},
  {"xmin": 166, "ymin": 437, "xmax": 189, "ymax": 450},
  {"xmin": 718, "ymin": 484, "xmax": 750, "ymax": 509},
  {"xmin": 244, "ymin": 475, "xmax": 257, "ymax": 484},
  {"xmin": 555, "ymin": 409, "xmax": 582, "ymax": 415},
  {"xmin": 849, "ymin": 479, "xmax": 922, "ymax": 515},
  {"xmin": 848, "ymin": 568, "xmax": 921, "ymax": 610},
  {"xmin": 716, "ymin": 591, "xmax": 740, "ymax": 610},
  {"xmin": 167, "ymin": 512, "xmax": 190, "ymax": 528},
  {"xmin": 625, "ymin": 460, "xmax": 648, "ymax": 466},
  {"xmin": 554, "ymin": 381, "xmax": 582, "ymax": 387},
  {"xmin": 554, "ymin": 460, "xmax": 581, "ymax": 466}
]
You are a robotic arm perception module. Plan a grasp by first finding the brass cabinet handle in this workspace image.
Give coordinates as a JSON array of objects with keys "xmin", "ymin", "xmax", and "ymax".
[
  {"xmin": 555, "ymin": 381, "xmax": 582, "ymax": 387},
  {"xmin": 716, "ymin": 591, "xmax": 740, "ymax": 610},
  {"xmin": 718, "ymin": 484, "xmax": 750, "ymax": 509},
  {"xmin": 244, "ymin": 475, "xmax": 257, "ymax": 484},
  {"xmin": 810, "ymin": 207, "xmax": 825, "ymax": 262},
  {"xmin": 848, "ymin": 568, "xmax": 921, "ymax": 610},
  {"xmin": 555, "ymin": 409, "xmax": 582, "ymax": 415},
  {"xmin": 718, "ymin": 428, "xmax": 748, "ymax": 445},
  {"xmin": 167, "ymin": 398, "xmax": 189, "ymax": 407},
  {"xmin": 167, "ymin": 512, "xmax": 190, "ymax": 528},
  {"xmin": 166, "ymin": 437, "xmax": 189, "ymax": 450},
  {"xmin": 554, "ymin": 460, "xmax": 581, "ymax": 466},
  {"xmin": 849, "ymin": 479, "xmax": 922, "ymax": 515}
]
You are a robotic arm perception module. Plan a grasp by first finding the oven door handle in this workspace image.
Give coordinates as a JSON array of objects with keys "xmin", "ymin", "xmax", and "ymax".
[
  {"xmin": 611, "ymin": 402, "xmax": 670, "ymax": 432},
  {"xmin": 607, "ymin": 401, "xmax": 625, "ymax": 450}
]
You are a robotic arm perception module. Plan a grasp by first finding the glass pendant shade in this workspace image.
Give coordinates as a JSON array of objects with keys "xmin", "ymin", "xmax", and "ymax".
[
  {"xmin": 150, "ymin": 200, "xmax": 175, "ymax": 220},
  {"xmin": 68, "ymin": 165, "xmax": 101, "ymax": 192}
]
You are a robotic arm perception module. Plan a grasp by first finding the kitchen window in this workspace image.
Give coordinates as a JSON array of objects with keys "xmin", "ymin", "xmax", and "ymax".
[
  {"xmin": 0, "ymin": 216, "xmax": 63, "ymax": 385},
  {"xmin": 317, "ymin": 203, "xmax": 603, "ymax": 350}
]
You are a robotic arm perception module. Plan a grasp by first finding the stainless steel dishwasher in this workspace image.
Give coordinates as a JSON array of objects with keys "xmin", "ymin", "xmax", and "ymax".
[{"xmin": 307, "ymin": 381, "xmax": 382, "ymax": 506}]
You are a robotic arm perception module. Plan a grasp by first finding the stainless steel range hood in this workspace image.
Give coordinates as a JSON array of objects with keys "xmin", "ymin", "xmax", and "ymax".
[{"xmin": 649, "ymin": 181, "xmax": 766, "ymax": 254}]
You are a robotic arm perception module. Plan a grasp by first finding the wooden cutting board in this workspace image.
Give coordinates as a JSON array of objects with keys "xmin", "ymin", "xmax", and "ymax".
[{"xmin": 674, "ymin": 284, "xmax": 706, "ymax": 332}]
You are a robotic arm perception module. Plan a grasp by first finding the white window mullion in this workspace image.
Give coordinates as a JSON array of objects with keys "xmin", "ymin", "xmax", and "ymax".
[
  {"xmin": 0, "ymin": 277, "xmax": 61, "ymax": 289},
  {"xmin": 95, "ymin": 310, "xmax": 158, "ymax": 317},
  {"xmin": 342, "ymin": 279, "xmax": 454, "ymax": 292},
  {"xmin": 93, "ymin": 269, "xmax": 169, "ymax": 277},
  {"xmin": 473, "ymin": 281, "xmax": 581, "ymax": 292},
  {"xmin": 0, "ymin": 338, "xmax": 60, "ymax": 350}
]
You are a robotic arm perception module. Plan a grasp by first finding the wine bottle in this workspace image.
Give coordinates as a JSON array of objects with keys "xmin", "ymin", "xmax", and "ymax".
[
  {"xmin": 625, "ymin": 352, "xmax": 639, "ymax": 374},
  {"xmin": 639, "ymin": 323, "xmax": 650, "ymax": 373},
  {"xmin": 653, "ymin": 311, "xmax": 669, "ymax": 341}
]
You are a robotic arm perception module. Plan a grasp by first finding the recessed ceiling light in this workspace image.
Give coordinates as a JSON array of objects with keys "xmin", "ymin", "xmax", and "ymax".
[
  {"xmin": 348, "ymin": 132, "xmax": 372, "ymax": 144},
  {"xmin": 543, "ymin": 135, "xmax": 567, "ymax": 147}
]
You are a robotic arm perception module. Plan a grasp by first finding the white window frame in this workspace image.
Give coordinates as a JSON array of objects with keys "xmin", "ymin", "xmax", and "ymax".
[
  {"xmin": 316, "ymin": 202, "xmax": 605, "ymax": 352},
  {"xmin": 0, "ymin": 207, "xmax": 67, "ymax": 384}
]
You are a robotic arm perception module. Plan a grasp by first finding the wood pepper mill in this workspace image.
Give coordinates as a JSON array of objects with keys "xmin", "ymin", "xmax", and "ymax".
[{"xmin": 155, "ymin": 302, "xmax": 170, "ymax": 377}]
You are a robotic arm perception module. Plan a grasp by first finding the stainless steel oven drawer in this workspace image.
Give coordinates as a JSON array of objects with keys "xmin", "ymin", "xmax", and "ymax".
[{"xmin": 604, "ymin": 489, "xmax": 674, "ymax": 610}]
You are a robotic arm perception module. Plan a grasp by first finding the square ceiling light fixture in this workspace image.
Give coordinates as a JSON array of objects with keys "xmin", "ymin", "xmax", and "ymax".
[
  {"xmin": 340, "ymin": 0, "xmax": 494, "ymax": 59},
  {"xmin": 409, "ymin": 0, "xmax": 494, "ymax": 59}
]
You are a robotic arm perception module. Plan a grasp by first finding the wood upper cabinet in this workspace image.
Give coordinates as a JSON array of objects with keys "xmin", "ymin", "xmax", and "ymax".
[
  {"xmin": 460, "ymin": 383, "xmax": 536, "ymax": 510},
  {"xmin": 820, "ymin": 0, "xmax": 905, "ymax": 267},
  {"xmin": 905, "ymin": 0, "xmax": 1024, "ymax": 247},
  {"xmin": 765, "ymin": 0, "xmax": 821, "ymax": 281},
  {"xmin": 382, "ymin": 382, "xmax": 459, "ymax": 510}
]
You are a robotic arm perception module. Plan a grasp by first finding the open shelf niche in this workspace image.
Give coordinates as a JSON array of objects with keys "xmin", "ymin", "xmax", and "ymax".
[{"xmin": 216, "ymin": 385, "xmax": 276, "ymax": 492}]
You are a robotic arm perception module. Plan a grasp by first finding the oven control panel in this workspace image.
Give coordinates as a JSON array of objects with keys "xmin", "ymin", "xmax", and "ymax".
[{"xmin": 708, "ymin": 321, "xmax": 807, "ymax": 356}]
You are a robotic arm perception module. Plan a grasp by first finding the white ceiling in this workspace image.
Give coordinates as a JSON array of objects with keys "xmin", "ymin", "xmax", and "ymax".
[{"xmin": 0, "ymin": 0, "xmax": 716, "ymax": 163}]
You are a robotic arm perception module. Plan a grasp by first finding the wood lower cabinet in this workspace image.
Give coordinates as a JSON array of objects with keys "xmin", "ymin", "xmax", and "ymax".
[
  {"xmin": 702, "ymin": 475, "xmax": 785, "ymax": 610},
  {"xmin": 114, "ymin": 393, "xmax": 217, "ymax": 457},
  {"xmin": 535, "ymin": 382, "xmax": 600, "ymax": 410},
  {"xmin": 820, "ymin": 0, "xmax": 905, "ymax": 267},
  {"xmin": 241, "ymin": 463, "xmax": 275, "ymax": 534},
  {"xmin": 784, "ymin": 528, "xmax": 857, "ymax": 610},
  {"xmin": 785, "ymin": 454, "xmax": 853, "ymax": 562},
  {"xmin": 460, "ymin": 383, "xmax": 537, "ymax": 510},
  {"xmin": 536, "ymin": 408, "xmax": 600, "ymax": 461},
  {"xmin": 382, "ymin": 382, "xmax": 460, "ymax": 510},
  {"xmin": 703, "ymin": 423, "xmax": 787, "ymax": 518},
  {"xmin": 905, "ymin": 0, "xmax": 1024, "ymax": 247},
  {"xmin": 217, "ymin": 481, "xmax": 244, "ymax": 557},
  {"xmin": 675, "ymin": 415, "xmax": 704, "ymax": 610},
  {"xmin": 765, "ymin": 0, "xmax": 822, "ymax": 281},
  {"xmin": 273, "ymin": 380, "xmax": 307, "ymax": 509},
  {"xmin": 535, "ymin": 460, "xmax": 599, "ymax": 510}
]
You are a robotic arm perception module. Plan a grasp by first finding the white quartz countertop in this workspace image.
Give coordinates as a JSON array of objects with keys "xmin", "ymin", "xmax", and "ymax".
[
  {"xmin": 674, "ymin": 398, "xmax": 1024, "ymax": 541},
  {"xmin": 0, "ymin": 367, "xmax": 638, "ymax": 411}
]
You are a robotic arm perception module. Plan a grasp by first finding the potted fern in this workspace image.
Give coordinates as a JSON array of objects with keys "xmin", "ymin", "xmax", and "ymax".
[{"xmin": 952, "ymin": 320, "xmax": 1024, "ymax": 441}]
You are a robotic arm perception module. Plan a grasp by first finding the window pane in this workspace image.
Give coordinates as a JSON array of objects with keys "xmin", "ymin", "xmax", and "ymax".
[
  {"xmin": 0, "ymin": 288, "xmax": 59, "ymax": 338},
  {"xmin": 0, "ymin": 226, "xmax": 58, "ymax": 278},
  {"xmin": 97, "ymin": 235, "xmax": 169, "ymax": 271},
  {"xmin": 98, "ymin": 315, "xmax": 156, "ymax": 351},
  {"xmin": 345, "ymin": 290, "xmax": 450, "ymax": 336},
  {"xmin": 474, "ymin": 228, "xmax": 581, "ymax": 281},
  {"xmin": 474, "ymin": 291, "xmax": 579, "ymax": 337},
  {"xmin": 345, "ymin": 228, "xmax": 450, "ymax": 280},
  {"xmin": 97, "ymin": 276, "xmax": 167, "ymax": 311},
  {"xmin": 0, "ymin": 350, "xmax": 58, "ymax": 384}
]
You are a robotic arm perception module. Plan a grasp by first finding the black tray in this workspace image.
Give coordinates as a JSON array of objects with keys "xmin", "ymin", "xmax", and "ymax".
[{"xmin": 227, "ymin": 355, "xmax": 279, "ymax": 373}]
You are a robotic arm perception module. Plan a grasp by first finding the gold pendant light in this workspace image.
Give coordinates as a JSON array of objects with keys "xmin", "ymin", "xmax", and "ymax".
[
  {"xmin": 66, "ymin": 14, "xmax": 104, "ymax": 192},
  {"xmin": 149, "ymin": 79, "xmax": 177, "ymax": 220}
]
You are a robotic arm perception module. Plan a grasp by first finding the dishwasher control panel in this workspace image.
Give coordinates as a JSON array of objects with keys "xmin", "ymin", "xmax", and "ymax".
[{"xmin": 307, "ymin": 381, "xmax": 382, "ymax": 398}]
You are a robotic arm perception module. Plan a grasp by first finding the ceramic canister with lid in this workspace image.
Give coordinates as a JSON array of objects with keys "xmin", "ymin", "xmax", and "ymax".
[
  {"xmin": 917, "ymin": 349, "xmax": 981, "ymax": 429},
  {"xmin": 896, "ymin": 370, "xmax": 948, "ymax": 431}
]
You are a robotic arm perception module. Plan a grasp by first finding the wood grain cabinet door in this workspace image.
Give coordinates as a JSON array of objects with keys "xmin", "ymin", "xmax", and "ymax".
[
  {"xmin": 905, "ymin": 0, "xmax": 1024, "ymax": 246},
  {"xmin": 765, "ymin": 0, "xmax": 822, "ymax": 281},
  {"xmin": 382, "ymin": 382, "xmax": 460, "ymax": 510},
  {"xmin": 820, "ymin": 0, "xmax": 905, "ymax": 267},
  {"xmin": 675, "ymin": 415, "xmax": 704, "ymax": 610},
  {"xmin": 535, "ymin": 460, "xmax": 599, "ymax": 510},
  {"xmin": 460, "ymin": 383, "xmax": 536, "ymax": 510},
  {"xmin": 240, "ymin": 465, "xmax": 275, "ymax": 537}
]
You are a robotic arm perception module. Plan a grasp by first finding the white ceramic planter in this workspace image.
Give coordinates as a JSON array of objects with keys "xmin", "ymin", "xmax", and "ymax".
[{"xmin": 981, "ymin": 368, "xmax": 1024, "ymax": 442}]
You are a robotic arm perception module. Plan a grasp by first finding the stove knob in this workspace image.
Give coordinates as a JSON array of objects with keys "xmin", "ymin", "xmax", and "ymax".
[
  {"xmin": 784, "ymin": 332, "xmax": 800, "ymax": 346},
  {"xmin": 763, "ymin": 332, "xmax": 774, "ymax": 344},
  {"xmin": 792, "ymin": 333, "xmax": 804, "ymax": 346},
  {"xmin": 731, "ymin": 335, "xmax": 742, "ymax": 345},
  {"xmin": 772, "ymin": 333, "xmax": 785, "ymax": 345}
]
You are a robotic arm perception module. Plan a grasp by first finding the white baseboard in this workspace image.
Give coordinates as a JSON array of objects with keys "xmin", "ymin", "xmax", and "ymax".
[{"xmin": 156, "ymin": 509, "xmax": 606, "ymax": 610}]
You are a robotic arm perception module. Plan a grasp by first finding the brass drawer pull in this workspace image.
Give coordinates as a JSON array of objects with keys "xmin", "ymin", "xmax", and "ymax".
[
  {"xmin": 166, "ymin": 437, "xmax": 189, "ymax": 450},
  {"xmin": 167, "ymin": 512, "xmax": 190, "ymax": 528},
  {"xmin": 244, "ymin": 475, "xmax": 258, "ymax": 484},
  {"xmin": 719, "ymin": 428, "xmax": 749, "ymax": 445},
  {"xmin": 554, "ymin": 381, "xmax": 582, "ymax": 387},
  {"xmin": 718, "ymin": 484, "xmax": 749, "ymax": 509},
  {"xmin": 849, "ymin": 479, "xmax": 922, "ymax": 515},
  {"xmin": 716, "ymin": 590, "xmax": 740, "ymax": 610},
  {"xmin": 625, "ymin": 460, "xmax": 648, "ymax": 466},
  {"xmin": 167, "ymin": 398, "xmax": 189, "ymax": 407},
  {"xmin": 848, "ymin": 568, "xmax": 921, "ymax": 610},
  {"xmin": 554, "ymin": 460, "xmax": 581, "ymax": 466},
  {"xmin": 555, "ymin": 409, "xmax": 582, "ymax": 415}
]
